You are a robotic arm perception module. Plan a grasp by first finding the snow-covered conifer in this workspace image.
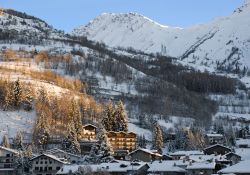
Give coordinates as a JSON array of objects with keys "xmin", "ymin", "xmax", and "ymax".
[{"xmin": 1, "ymin": 135, "xmax": 10, "ymax": 148}]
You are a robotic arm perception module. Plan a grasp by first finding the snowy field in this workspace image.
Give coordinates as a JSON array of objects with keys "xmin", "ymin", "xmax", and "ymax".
[
  {"xmin": 128, "ymin": 122, "xmax": 152, "ymax": 141},
  {"xmin": 0, "ymin": 110, "xmax": 36, "ymax": 142}
]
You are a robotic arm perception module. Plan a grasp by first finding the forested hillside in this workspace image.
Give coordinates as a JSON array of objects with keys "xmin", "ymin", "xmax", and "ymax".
[{"xmin": 0, "ymin": 7, "xmax": 246, "ymax": 141}]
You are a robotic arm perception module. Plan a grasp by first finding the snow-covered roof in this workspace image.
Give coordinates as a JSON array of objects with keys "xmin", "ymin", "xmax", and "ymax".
[
  {"xmin": 180, "ymin": 154, "xmax": 226, "ymax": 162},
  {"xmin": 186, "ymin": 162, "xmax": 216, "ymax": 170},
  {"xmin": 82, "ymin": 124, "xmax": 97, "ymax": 129},
  {"xmin": 236, "ymin": 139, "xmax": 250, "ymax": 147},
  {"xmin": 31, "ymin": 154, "xmax": 70, "ymax": 164},
  {"xmin": 56, "ymin": 164, "xmax": 80, "ymax": 174},
  {"xmin": 235, "ymin": 148, "xmax": 250, "ymax": 160},
  {"xmin": 224, "ymin": 152, "xmax": 241, "ymax": 158},
  {"xmin": 170, "ymin": 150, "xmax": 204, "ymax": 156},
  {"xmin": 219, "ymin": 160, "xmax": 250, "ymax": 174},
  {"xmin": 204, "ymin": 144, "xmax": 231, "ymax": 151},
  {"xmin": 129, "ymin": 148, "xmax": 162, "ymax": 157},
  {"xmin": 0, "ymin": 146, "xmax": 19, "ymax": 154},
  {"xmin": 206, "ymin": 133, "xmax": 223, "ymax": 137},
  {"xmin": 46, "ymin": 148, "xmax": 81, "ymax": 158},
  {"xmin": 57, "ymin": 161, "xmax": 148, "ymax": 174},
  {"xmin": 148, "ymin": 161, "xmax": 186, "ymax": 173}
]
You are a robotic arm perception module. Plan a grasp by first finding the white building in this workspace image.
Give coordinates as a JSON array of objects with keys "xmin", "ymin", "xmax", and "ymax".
[
  {"xmin": 205, "ymin": 133, "xmax": 224, "ymax": 145},
  {"xmin": 30, "ymin": 154, "xmax": 69, "ymax": 175},
  {"xmin": 0, "ymin": 146, "xmax": 19, "ymax": 175}
]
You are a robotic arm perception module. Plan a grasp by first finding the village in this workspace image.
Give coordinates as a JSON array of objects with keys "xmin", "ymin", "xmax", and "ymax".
[
  {"xmin": 1, "ymin": 0, "xmax": 250, "ymax": 174},
  {"xmin": 1, "ymin": 120, "xmax": 250, "ymax": 175}
]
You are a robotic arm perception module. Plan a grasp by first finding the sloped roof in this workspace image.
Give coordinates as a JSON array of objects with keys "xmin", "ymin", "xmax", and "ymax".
[
  {"xmin": 187, "ymin": 162, "xmax": 216, "ymax": 170},
  {"xmin": 57, "ymin": 161, "xmax": 148, "ymax": 174},
  {"xmin": 225, "ymin": 152, "xmax": 241, "ymax": 159},
  {"xmin": 0, "ymin": 146, "xmax": 19, "ymax": 154},
  {"xmin": 206, "ymin": 133, "xmax": 223, "ymax": 137},
  {"xmin": 219, "ymin": 160, "xmax": 250, "ymax": 174},
  {"xmin": 170, "ymin": 150, "xmax": 204, "ymax": 156},
  {"xmin": 46, "ymin": 148, "xmax": 81, "ymax": 158},
  {"xmin": 204, "ymin": 144, "xmax": 231, "ymax": 151},
  {"xmin": 31, "ymin": 154, "xmax": 70, "ymax": 164},
  {"xmin": 83, "ymin": 124, "xmax": 97, "ymax": 129},
  {"xmin": 129, "ymin": 148, "xmax": 162, "ymax": 157},
  {"xmin": 148, "ymin": 161, "xmax": 186, "ymax": 173}
]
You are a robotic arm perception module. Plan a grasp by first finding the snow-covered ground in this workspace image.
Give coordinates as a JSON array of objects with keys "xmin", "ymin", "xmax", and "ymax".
[
  {"xmin": 235, "ymin": 148, "xmax": 250, "ymax": 160},
  {"xmin": 73, "ymin": 0, "xmax": 250, "ymax": 73},
  {"xmin": 128, "ymin": 122, "xmax": 152, "ymax": 141},
  {"xmin": 0, "ymin": 110, "xmax": 36, "ymax": 142}
]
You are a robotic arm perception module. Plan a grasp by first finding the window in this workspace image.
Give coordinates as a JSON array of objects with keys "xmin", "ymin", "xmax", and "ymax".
[
  {"xmin": 48, "ymin": 167, "xmax": 52, "ymax": 170},
  {"xmin": 36, "ymin": 161, "xmax": 39, "ymax": 164},
  {"xmin": 44, "ymin": 167, "xmax": 47, "ymax": 172},
  {"xmin": 35, "ymin": 167, "xmax": 39, "ymax": 171},
  {"xmin": 40, "ymin": 161, "xmax": 43, "ymax": 164},
  {"xmin": 45, "ymin": 161, "xmax": 47, "ymax": 164},
  {"xmin": 6, "ymin": 154, "xmax": 10, "ymax": 157},
  {"xmin": 56, "ymin": 167, "xmax": 61, "ymax": 170}
]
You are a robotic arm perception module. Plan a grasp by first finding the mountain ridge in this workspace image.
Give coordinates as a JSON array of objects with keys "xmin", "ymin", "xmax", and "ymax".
[{"xmin": 72, "ymin": 1, "xmax": 250, "ymax": 74}]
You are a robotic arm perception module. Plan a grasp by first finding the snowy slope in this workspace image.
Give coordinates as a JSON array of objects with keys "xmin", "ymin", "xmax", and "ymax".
[
  {"xmin": 72, "ymin": 0, "xmax": 250, "ymax": 72},
  {"xmin": 0, "ymin": 110, "xmax": 35, "ymax": 142},
  {"xmin": 0, "ymin": 9, "xmax": 66, "ymax": 43}
]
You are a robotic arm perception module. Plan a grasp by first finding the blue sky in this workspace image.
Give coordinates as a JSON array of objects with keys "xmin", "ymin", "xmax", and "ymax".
[{"xmin": 1, "ymin": 0, "xmax": 244, "ymax": 32}]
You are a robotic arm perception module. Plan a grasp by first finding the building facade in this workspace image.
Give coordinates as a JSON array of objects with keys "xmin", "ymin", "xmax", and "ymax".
[
  {"xmin": 107, "ymin": 131, "xmax": 136, "ymax": 152},
  {"xmin": 80, "ymin": 124, "xmax": 97, "ymax": 141},
  {"xmin": 0, "ymin": 146, "xmax": 19, "ymax": 175},
  {"xmin": 31, "ymin": 154, "xmax": 69, "ymax": 175}
]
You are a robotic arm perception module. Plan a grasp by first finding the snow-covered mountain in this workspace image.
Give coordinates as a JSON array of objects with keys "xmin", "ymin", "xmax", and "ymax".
[
  {"xmin": 0, "ymin": 9, "xmax": 67, "ymax": 45},
  {"xmin": 72, "ymin": 0, "xmax": 250, "ymax": 72}
]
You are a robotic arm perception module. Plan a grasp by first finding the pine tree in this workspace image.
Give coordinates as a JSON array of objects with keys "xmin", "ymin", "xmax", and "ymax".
[
  {"xmin": 1, "ymin": 135, "xmax": 10, "ymax": 148},
  {"xmin": 113, "ymin": 101, "xmax": 128, "ymax": 132},
  {"xmin": 33, "ymin": 112, "xmax": 50, "ymax": 150},
  {"xmin": 36, "ymin": 87, "xmax": 49, "ymax": 109},
  {"xmin": 51, "ymin": 97, "xmax": 60, "ymax": 127},
  {"xmin": 13, "ymin": 131, "xmax": 24, "ymax": 151},
  {"xmin": 68, "ymin": 99, "xmax": 82, "ymax": 139},
  {"xmin": 152, "ymin": 124, "xmax": 163, "ymax": 154},
  {"xmin": 217, "ymin": 124, "xmax": 225, "ymax": 135},
  {"xmin": 22, "ymin": 84, "xmax": 33, "ymax": 111},
  {"xmin": 138, "ymin": 135, "xmax": 147, "ymax": 148},
  {"xmin": 62, "ymin": 122, "xmax": 81, "ymax": 154},
  {"xmin": 96, "ymin": 127, "xmax": 113, "ymax": 157},
  {"xmin": 24, "ymin": 145, "xmax": 33, "ymax": 157},
  {"xmin": 142, "ymin": 135, "xmax": 147, "ymax": 148},
  {"xmin": 13, "ymin": 78, "xmax": 22, "ymax": 107},
  {"xmin": 102, "ymin": 100, "xmax": 114, "ymax": 132},
  {"xmin": 4, "ymin": 82, "xmax": 15, "ymax": 110}
]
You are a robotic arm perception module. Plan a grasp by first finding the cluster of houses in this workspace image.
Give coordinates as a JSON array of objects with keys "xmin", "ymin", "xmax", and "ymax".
[
  {"xmin": 0, "ymin": 143, "xmax": 248, "ymax": 175},
  {"xmin": 1, "ymin": 123, "xmax": 250, "ymax": 175}
]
